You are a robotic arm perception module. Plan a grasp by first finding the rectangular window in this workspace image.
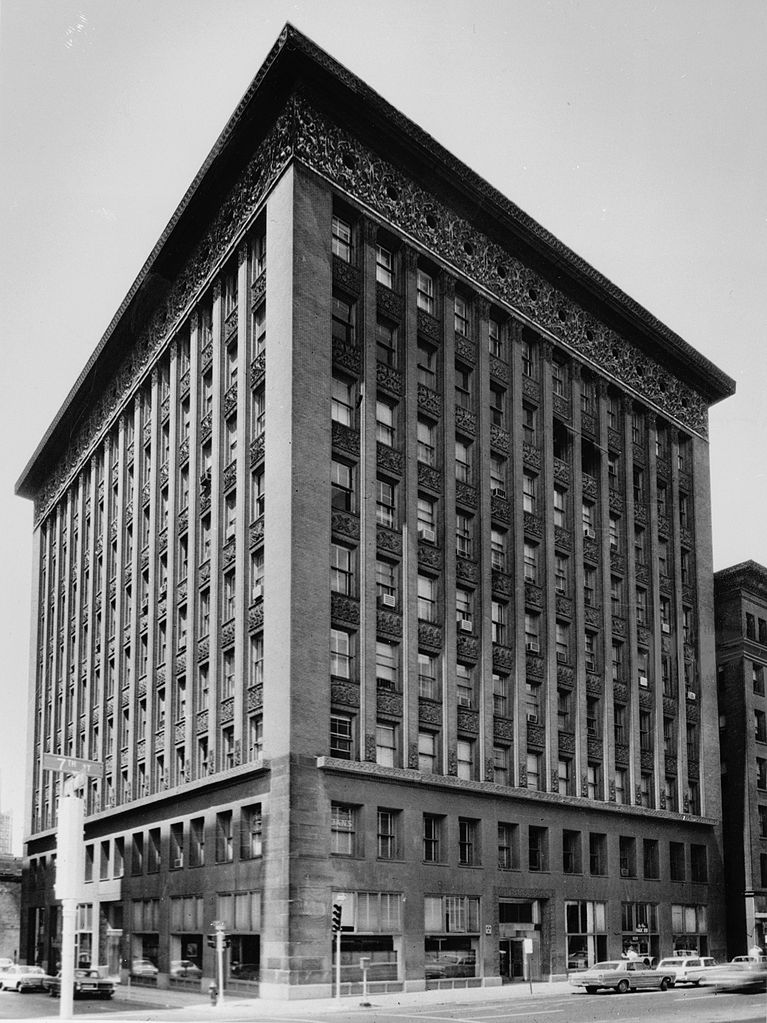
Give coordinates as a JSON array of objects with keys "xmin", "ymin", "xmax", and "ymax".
[
  {"xmin": 376, "ymin": 317, "xmax": 397, "ymax": 366},
  {"xmin": 457, "ymin": 739, "xmax": 474, "ymax": 780},
  {"xmin": 330, "ymin": 712, "xmax": 353, "ymax": 759},
  {"xmin": 375, "ymin": 559, "xmax": 396, "ymax": 606},
  {"xmin": 377, "ymin": 809, "xmax": 399, "ymax": 859},
  {"xmin": 331, "ymin": 803, "xmax": 356, "ymax": 855},
  {"xmin": 529, "ymin": 825, "xmax": 548, "ymax": 871},
  {"xmin": 456, "ymin": 662, "xmax": 474, "ymax": 707},
  {"xmin": 417, "ymin": 269, "xmax": 434, "ymax": 313},
  {"xmin": 458, "ymin": 818, "xmax": 478, "ymax": 866},
  {"xmin": 375, "ymin": 722, "xmax": 397, "ymax": 767},
  {"xmin": 490, "ymin": 381, "xmax": 506, "ymax": 428},
  {"xmin": 330, "ymin": 628, "xmax": 352, "ymax": 679},
  {"xmin": 523, "ymin": 472, "xmax": 537, "ymax": 514},
  {"xmin": 331, "ymin": 460, "xmax": 353, "ymax": 513},
  {"xmin": 455, "ymin": 437, "xmax": 472, "ymax": 483},
  {"xmin": 644, "ymin": 839, "xmax": 660, "ymax": 879},
  {"xmin": 488, "ymin": 318, "xmax": 503, "ymax": 358},
  {"xmin": 215, "ymin": 811, "xmax": 233, "ymax": 863},
  {"xmin": 376, "ymin": 399, "xmax": 396, "ymax": 446},
  {"xmin": 376, "ymin": 478, "xmax": 396, "ymax": 528},
  {"xmin": 455, "ymin": 512, "xmax": 472, "ymax": 559},
  {"xmin": 423, "ymin": 814, "xmax": 442, "ymax": 862},
  {"xmin": 670, "ymin": 841, "xmax": 686, "ymax": 881},
  {"xmin": 240, "ymin": 804, "xmax": 263, "ymax": 859},
  {"xmin": 418, "ymin": 731, "xmax": 437, "ymax": 773},
  {"xmin": 417, "ymin": 338, "xmax": 437, "ymax": 388},
  {"xmin": 491, "ymin": 528, "xmax": 507, "ymax": 571},
  {"xmin": 493, "ymin": 745, "xmax": 509, "ymax": 785},
  {"xmin": 332, "ymin": 294, "xmax": 355, "ymax": 346},
  {"xmin": 376, "ymin": 244, "xmax": 394, "ymax": 287},
  {"xmin": 563, "ymin": 830, "xmax": 582, "ymax": 874},
  {"xmin": 417, "ymin": 575, "xmax": 437, "ymax": 622},
  {"xmin": 553, "ymin": 486, "xmax": 566, "ymax": 527},
  {"xmin": 332, "ymin": 374, "xmax": 355, "ymax": 426},
  {"xmin": 498, "ymin": 822, "xmax": 519, "ymax": 869},
  {"xmin": 455, "ymin": 363, "xmax": 472, "ymax": 410},
  {"xmin": 619, "ymin": 836, "xmax": 636, "ymax": 878},
  {"xmin": 454, "ymin": 295, "xmax": 470, "ymax": 336},
  {"xmin": 524, "ymin": 541, "xmax": 538, "ymax": 582},
  {"xmin": 331, "ymin": 215, "xmax": 352, "ymax": 261},
  {"xmin": 331, "ymin": 543, "xmax": 353, "ymax": 595},
  {"xmin": 418, "ymin": 653, "xmax": 438, "ymax": 700},
  {"xmin": 589, "ymin": 833, "xmax": 607, "ymax": 875},
  {"xmin": 417, "ymin": 418, "xmax": 436, "ymax": 465}
]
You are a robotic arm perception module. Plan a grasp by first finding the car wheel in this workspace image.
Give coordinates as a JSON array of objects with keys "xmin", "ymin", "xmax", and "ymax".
[
  {"xmin": 585, "ymin": 985, "xmax": 598, "ymax": 993},
  {"xmin": 617, "ymin": 979, "xmax": 630, "ymax": 994},
  {"xmin": 660, "ymin": 977, "xmax": 670, "ymax": 991},
  {"xmin": 692, "ymin": 979, "xmax": 701, "ymax": 986}
]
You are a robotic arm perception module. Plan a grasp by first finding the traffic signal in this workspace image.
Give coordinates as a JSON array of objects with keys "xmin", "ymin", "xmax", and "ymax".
[
  {"xmin": 207, "ymin": 935, "xmax": 217, "ymax": 949},
  {"xmin": 332, "ymin": 904, "xmax": 343, "ymax": 932},
  {"xmin": 224, "ymin": 937, "xmax": 232, "ymax": 948}
]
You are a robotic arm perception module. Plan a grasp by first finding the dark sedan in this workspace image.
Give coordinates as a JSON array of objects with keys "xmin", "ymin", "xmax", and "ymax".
[{"xmin": 45, "ymin": 968, "xmax": 114, "ymax": 1000}]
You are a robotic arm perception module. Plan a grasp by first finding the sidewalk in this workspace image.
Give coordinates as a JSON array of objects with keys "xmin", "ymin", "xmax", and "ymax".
[{"xmin": 36, "ymin": 978, "xmax": 575, "ymax": 1022}]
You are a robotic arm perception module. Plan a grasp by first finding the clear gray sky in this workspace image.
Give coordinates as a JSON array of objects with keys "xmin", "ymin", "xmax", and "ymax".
[{"xmin": 1, "ymin": 0, "xmax": 765, "ymax": 852}]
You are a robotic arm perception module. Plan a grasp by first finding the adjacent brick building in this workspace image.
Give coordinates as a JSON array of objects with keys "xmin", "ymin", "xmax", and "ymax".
[
  {"xmin": 714, "ymin": 561, "xmax": 767, "ymax": 956},
  {"xmin": 16, "ymin": 26, "xmax": 735, "ymax": 998}
]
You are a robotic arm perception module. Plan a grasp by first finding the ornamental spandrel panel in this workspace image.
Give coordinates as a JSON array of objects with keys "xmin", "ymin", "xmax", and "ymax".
[
  {"xmin": 417, "ymin": 543, "xmax": 441, "ymax": 568},
  {"xmin": 377, "ymin": 444, "xmax": 403, "ymax": 476},
  {"xmin": 556, "ymin": 595, "xmax": 573, "ymax": 618},
  {"xmin": 526, "ymin": 652, "xmax": 544, "ymax": 679},
  {"xmin": 199, "ymin": 491, "xmax": 211, "ymax": 514},
  {"xmin": 456, "ymin": 557, "xmax": 478, "ymax": 583},
  {"xmin": 458, "ymin": 708, "xmax": 479, "ymax": 733},
  {"xmin": 587, "ymin": 738, "xmax": 603, "ymax": 760},
  {"xmin": 377, "ymin": 610, "xmax": 402, "ymax": 637},
  {"xmin": 331, "ymin": 593, "xmax": 360, "ymax": 626},
  {"xmin": 418, "ymin": 622, "xmax": 443, "ymax": 652},
  {"xmin": 251, "ymin": 271, "xmax": 266, "ymax": 305},
  {"xmin": 332, "ymin": 339, "xmax": 361, "ymax": 376},
  {"xmin": 609, "ymin": 491, "xmax": 624, "ymax": 514},
  {"xmin": 332, "ymin": 421, "xmax": 360, "ymax": 457},
  {"xmin": 221, "ymin": 620, "xmax": 236, "ymax": 649},
  {"xmin": 610, "ymin": 551, "xmax": 626, "ymax": 574},
  {"xmin": 662, "ymin": 696, "xmax": 677, "ymax": 716},
  {"xmin": 250, "ymin": 436, "xmax": 265, "ymax": 466},
  {"xmin": 607, "ymin": 427, "xmax": 622, "ymax": 451},
  {"xmin": 493, "ymin": 717, "xmax": 514, "ymax": 742},
  {"xmin": 657, "ymin": 514, "xmax": 670, "ymax": 537},
  {"xmin": 248, "ymin": 604, "xmax": 264, "ymax": 632},
  {"xmin": 417, "ymin": 384, "xmax": 442, "ymax": 418},
  {"xmin": 635, "ymin": 563, "xmax": 649, "ymax": 585},
  {"xmin": 613, "ymin": 682, "xmax": 629, "ymax": 703},
  {"xmin": 419, "ymin": 700, "xmax": 443, "ymax": 725},
  {"xmin": 136, "ymin": 739, "xmax": 146, "ymax": 760},
  {"xmin": 582, "ymin": 473, "xmax": 597, "ymax": 499},
  {"xmin": 659, "ymin": 575, "xmax": 672, "ymax": 596},
  {"xmin": 457, "ymin": 635, "xmax": 479, "ymax": 662},
  {"xmin": 491, "ymin": 495, "xmax": 512, "ymax": 523},
  {"xmin": 376, "ymin": 282, "xmax": 402, "ymax": 319},
  {"xmin": 554, "ymin": 526, "xmax": 573, "ymax": 551},
  {"xmin": 332, "ymin": 254, "xmax": 361, "ymax": 293},
  {"xmin": 583, "ymin": 537, "xmax": 599, "ymax": 562},
  {"xmin": 417, "ymin": 463, "xmax": 442, "ymax": 492},
  {"xmin": 137, "ymin": 677, "xmax": 147, "ymax": 698},
  {"xmin": 331, "ymin": 680, "xmax": 360, "ymax": 707},
  {"xmin": 686, "ymin": 700, "xmax": 700, "ymax": 723},
  {"xmin": 377, "ymin": 691, "xmax": 403, "ymax": 716},
  {"xmin": 664, "ymin": 754, "xmax": 677, "ymax": 775},
  {"xmin": 247, "ymin": 685, "xmax": 263, "ymax": 712},
  {"xmin": 553, "ymin": 459, "xmax": 571, "ymax": 486},
  {"xmin": 586, "ymin": 673, "xmax": 602, "ymax": 696},
  {"xmin": 223, "ymin": 386, "xmax": 237, "ymax": 417},
  {"xmin": 584, "ymin": 605, "xmax": 602, "ymax": 629},
  {"xmin": 612, "ymin": 615, "xmax": 626, "ymax": 638},
  {"xmin": 417, "ymin": 309, "xmax": 441, "ymax": 341},
  {"xmin": 197, "ymin": 637, "xmax": 210, "ymax": 660},
  {"xmin": 557, "ymin": 665, "xmax": 574, "ymax": 687},
  {"xmin": 614, "ymin": 743, "xmax": 629, "ymax": 765},
  {"xmin": 581, "ymin": 411, "xmax": 597, "ymax": 436},
  {"xmin": 490, "ymin": 425, "xmax": 510, "ymax": 453},
  {"xmin": 250, "ymin": 350, "xmax": 266, "ymax": 386},
  {"xmin": 331, "ymin": 511, "xmax": 359, "ymax": 540},
  {"xmin": 196, "ymin": 709, "xmax": 208, "ymax": 733},
  {"xmin": 639, "ymin": 690, "xmax": 654, "ymax": 710},
  {"xmin": 656, "ymin": 457, "xmax": 671, "ymax": 480},
  {"xmin": 523, "ymin": 443, "xmax": 542, "ymax": 471},
  {"xmin": 683, "ymin": 642, "xmax": 695, "ymax": 662},
  {"xmin": 489, "ymin": 355, "xmax": 508, "ymax": 381},
  {"xmin": 175, "ymin": 721, "xmax": 185, "ymax": 744},
  {"xmin": 558, "ymin": 731, "xmax": 575, "ymax": 754},
  {"xmin": 456, "ymin": 481, "xmax": 478, "ymax": 508},
  {"xmin": 377, "ymin": 526, "xmax": 402, "ymax": 555},
  {"xmin": 637, "ymin": 625, "xmax": 650, "ymax": 646},
  {"xmin": 682, "ymin": 583, "xmax": 695, "ymax": 605},
  {"xmin": 640, "ymin": 750, "xmax": 654, "ymax": 771},
  {"xmin": 200, "ymin": 412, "xmax": 213, "ymax": 441},
  {"xmin": 553, "ymin": 394, "xmax": 571, "ymax": 420},
  {"xmin": 455, "ymin": 406, "xmax": 477, "ymax": 435},
  {"xmin": 525, "ymin": 582, "xmax": 543, "ymax": 609},
  {"xmin": 376, "ymin": 362, "xmax": 403, "ymax": 397},
  {"xmin": 491, "ymin": 570, "xmax": 513, "ymax": 595},
  {"xmin": 527, "ymin": 722, "xmax": 545, "ymax": 748},
  {"xmin": 455, "ymin": 335, "xmax": 476, "ymax": 365},
  {"xmin": 522, "ymin": 377, "xmax": 541, "ymax": 403},
  {"xmin": 523, "ymin": 513, "xmax": 543, "ymax": 538},
  {"xmin": 225, "ymin": 308, "xmax": 238, "ymax": 340}
]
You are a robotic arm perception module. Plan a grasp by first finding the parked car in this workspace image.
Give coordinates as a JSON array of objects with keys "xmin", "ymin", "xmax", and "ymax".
[
  {"xmin": 709, "ymin": 959, "xmax": 767, "ymax": 992},
  {"xmin": 731, "ymin": 954, "xmax": 767, "ymax": 964},
  {"xmin": 424, "ymin": 952, "xmax": 476, "ymax": 979},
  {"xmin": 170, "ymin": 959, "xmax": 202, "ymax": 979},
  {"xmin": 656, "ymin": 956, "xmax": 717, "ymax": 985},
  {"xmin": 131, "ymin": 958, "xmax": 159, "ymax": 976},
  {"xmin": 45, "ymin": 969, "xmax": 114, "ymax": 1000},
  {"xmin": 0, "ymin": 959, "xmax": 13, "ymax": 971},
  {"xmin": 0, "ymin": 964, "xmax": 51, "ymax": 992},
  {"xmin": 569, "ymin": 959, "xmax": 674, "ymax": 994},
  {"xmin": 230, "ymin": 962, "xmax": 260, "ymax": 981}
]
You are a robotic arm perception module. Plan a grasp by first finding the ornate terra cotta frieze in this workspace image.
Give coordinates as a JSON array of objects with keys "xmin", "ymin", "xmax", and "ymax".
[
  {"xmin": 417, "ymin": 384, "xmax": 442, "ymax": 418},
  {"xmin": 377, "ymin": 610, "xmax": 402, "ymax": 637},
  {"xmin": 586, "ymin": 673, "xmax": 602, "ymax": 696},
  {"xmin": 493, "ymin": 644, "xmax": 514, "ymax": 669},
  {"xmin": 377, "ymin": 444, "xmax": 403, "ymax": 476},
  {"xmin": 417, "ymin": 543, "xmax": 441, "ymax": 568},
  {"xmin": 489, "ymin": 355, "xmax": 508, "ymax": 382},
  {"xmin": 584, "ymin": 605, "xmax": 601, "ymax": 629},
  {"xmin": 527, "ymin": 722, "xmax": 545, "ymax": 748},
  {"xmin": 419, "ymin": 700, "xmax": 442, "ymax": 725},
  {"xmin": 332, "ymin": 338, "xmax": 361, "ymax": 377},
  {"xmin": 491, "ymin": 495, "xmax": 512, "ymax": 523},
  {"xmin": 223, "ymin": 385, "xmax": 237, "ymax": 417},
  {"xmin": 456, "ymin": 481, "xmax": 478, "ymax": 508},
  {"xmin": 525, "ymin": 582, "xmax": 543, "ymax": 609},
  {"xmin": 376, "ymin": 282, "xmax": 402, "ymax": 319},
  {"xmin": 247, "ymin": 685, "xmax": 263, "ymax": 711},
  {"xmin": 612, "ymin": 615, "xmax": 626, "ymax": 637},
  {"xmin": 331, "ymin": 680, "xmax": 360, "ymax": 707},
  {"xmin": 637, "ymin": 625, "xmax": 650, "ymax": 647},
  {"xmin": 220, "ymin": 697, "xmax": 235, "ymax": 724},
  {"xmin": 457, "ymin": 635, "xmax": 479, "ymax": 662},
  {"xmin": 377, "ymin": 527, "xmax": 401, "ymax": 555},
  {"xmin": 640, "ymin": 750, "xmax": 654, "ymax": 772},
  {"xmin": 458, "ymin": 708, "xmax": 479, "ymax": 733},
  {"xmin": 686, "ymin": 701, "xmax": 700, "ymax": 723},
  {"xmin": 583, "ymin": 537, "xmax": 599, "ymax": 562},
  {"xmin": 331, "ymin": 592, "xmax": 359, "ymax": 626},
  {"xmin": 614, "ymin": 743, "xmax": 629, "ymax": 765},
  {"xmin": 659, "ymin": 575, "xmax": 672, "ymax": 596},
  {"xmin": 557, "ymin": 665, "xmax": 574, "ymax": 686},
  {"xmin": 221, "ymin": 620, "xmax": 236, "ymax": 649},
  {"xmin": 455, "ymin": 406, "xmax": 476, "ymax": 436},
  {"xmin": 332, "ymin": 253, "xmax": 361, "ymax": 294},
  {"xmin": 523, "ymin": 512, "xmax": 543, "ymax": 538},
  {"xmin": 581, "ymin": 411, "xmax": 596, "ymax": 437},
  {"xmin": 635, "ymin": 563, "xmax": 649, "ymax": 585},
  {"xmin": 332, "ymin": 421, "xmax": 359, "ymax": 457},
  {"xmin": 418, "ymin": 622, "xmax": 442, "ymax": 652},
  {"xmin": 582, "ymin": 473, "xmax": 597, "ymax": 499},
  {"xmin": 252, "ymin": 270, "xmax": 266, "ymax": 305},
  {"xmin": 554, "ymin": 526, "xmax": 573, "ymax": 551},
  {"xmin": 657, "ymin": 514, "xmax": 670, "ymax": 537},
  {"xmin": 553, "ymin": 394, "xmax": 571, "ymax": 421},
  {"xmin": 455, "ymin": 335, "xmax": 476, "ymax": 365},
  {"xmin": 553, "ymin": 459, "xmax": 571, "ymax": 486},
  {"xmin": 376, "ymin": 362, "xmax": 403, "ymax": 397},
  {"xmin": 556, "ymin": 595, "xmax": 573, "ymax": 618},
  {"xmin": 610, "ymin": 551, "xmax": 626, "ymax": 574},
  {"xmin": 494, "ymin": 717, "xmax": 514, "ymax": 741},
  {"xmin": 417, "ymin": 463, "xmax": 442, "ymax": 492},
  {"xmin": 251, "ymin": 350, "xmax": 266, "ymax": 386},
  {"xmin": 331, "ymin": 511, "xmax": 359, "ymax": 540},
  {"xmin": 377, "ymin": 691, "xmax": 403, "ymax": 716},
  {"xmin": 558, "ymin": 731, "xmax": 575, "ymax": 754},
  {"xmin": 456, "ymin": 557, "xmax": 478, "ymax": 583},
  {"xmin": 196, "ymin": 709, "xmax": 208, "ymax": 733},
  {"xmin": 523, "ymin": 443, "xmax": 541, "ymax": 470},
  {"xmin": 639, "ymin": 690, "xmax": 654, "ymax": 710},
  {"xmin": 609, "ymin": 491, "xmax": 624, "ymax": 514},
  {"xmin": 248, "ymin": 604, "xmax": 264, "ymax": 631},
  {"xmin": 492, "ymin": 570, "xmax": 513, "ymax": 595},
  {"xmin": 662, "ymin": 696, "xmax": 677, "ymax": 717},
  {"xmin": 526, "ymin": 652, "xmax": 543, "ymax": 678},
  {"xmin": 417, "ymin": 309, "xmax": 441, "ymax": 342},
  {"xmin": 613, "ymin": 682, "xmax": 629, "ymax": 703},
  {"xmin": 665, "ymin": 753, "xmax": 677, "ymax": 775},
  {"xmin": 490, "ymin": 425, "xmax": 510, "ymax": 453},
  {"xmin": 248, "ymin": 435, "xmax": 266, "ymax": 467}
]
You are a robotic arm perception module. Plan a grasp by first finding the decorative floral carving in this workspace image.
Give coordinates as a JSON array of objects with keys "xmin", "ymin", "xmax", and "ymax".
[
  {"xmin": 489, "ymin": 425, "xmax": 510, "ymax": 453},
  {"xmin": 525, "ymin": 582, "xmax": 543, "ymax": 608},
  {"xmin": 554, "ymin": 526, "xmax": 573, "ymax": 552},
  {"xmin": 418, "ymin": 622, "xmax": 442, "ymax": 651},
  {"xmin": 376, "ymin": 283, "xmax": 401, "ymax": 319},
  {"xmin": 526, "ymin": 722, "xmax": 545, "ymax": 747},
  {"xmin": 377, "ymin": 691, "xmax": 403, "ymax": 716},
  {"xmin": 331, "ymin": 421, "xmax": 359, "ymax": 456},
  {"xmin": 553, "ymin": 459, "xmax": 570, "ymax": 486},
  {"xmin": 583, "ymin": 537, "xmax": 599, "ymax": 561},
  {"xmin": 332, "ymin": 338, "xmax": 361, "ymax": 376},
  {"xmin": 250, "ymin": 350, "xmax": 266, "ymax": 386},
  {"xmin": 584, "ymin": 605, "xmax": 601, "ymax": 629},
  {"xmin": 613, "ymin": 682, "xmax": 629, "ymax": 703},
  {"xmin": 377, "ymin": 444, "xmax": 403, "ymax": 476},
  {"xmin": 376, "ymin": 362, "xmax": 403, "ymax": 397},
  {"xmin": 586, "ymin": 673, "xmax": 602, "ymax": 697},
  {"xmin": 558, "ymin": 731, "xmax": 575, "ymax": 753},
  {"xmin": 332, "ymin": 512, "xmax": 359, "ymax": 540},
  {"xmin": 493, "ymin": 718, "xmax": 514, "ymax": 741},
  {"xmin": 458, "ymin": 708, "xmax": 479, "ymax": 733},
  {"xmin": 457, "ymin": 635, "xmax": 479, "ymax": 661},
  {"xmin": 614, "ymin": 743, "xmax": 629, "ymax": 765},
  {"xmin": 556, "ymin": 595, "xmax": 573, "ymax": 618},
  {"xmin": 419, "ymin": 700, "xmax": 443, "ymax": 725},
  {"xmin": 248, "ymin": 604, "xmax": 264, "ymax": 631},
  {"xmin": 455, "ymin": 406, "xmax": 476, "ymax": 436},
  {"xmin": 664, "ymin": 753, "xmax": 677, "ymax": 775},
  {"xmin": 417, "ymin": 463, "xmax": 442, "ymax": 492},
  {"xmin": 196, "ymin": 709, "xmax": 208, "ymax": 733},
  {"xmin": 610, "ymin": 551, "xmax": 626, "ymax": 574},
  {"xmin": 523, "ymin": 512, "xmax": 543, "ymax": 538},
  {"xmin": 609, "ymin": 491, "xmax": 624, "ymax": 514},
  {"xmin": 331, "ymin": 592, "xmax": 359, "ymax": 626},
  {"xmin": 456, "ymin": 557, "xmax": 478, "ymax": 583},
  {"xmin": 417, "ymin": 309, "xmax": 441, "ymax": 341},
  {"xmin": 417, "ymin": 543, "xmax": 441, "ymax": 568},
  {"xmin": 557, "ymin": 665, "xmax": 574, "ymax": 686},
  {"xmin": 250, "ymin": 436, "xmax": 265, "ymax": 466},
  {"xmin": 523, "ymin": 443, "xmax": 541, "ymax": 470},
  {"xmin": 493, "ymin": 644, "xmax": 514, "ymax": 669},
  {"xmin": 417, "ymin": 384, "xmax": 442, "ymax": 418},
  {"xmin": 247, "ymin": 685, "xmax": 263, "ymax": 711},
  {"xmin": 489, "ymin": 355, "xmax": 508, "ymax": 382},
  {"xmin": 491, "ymin": 569, "xmax": 512, "ymax": 595},
  {"xmin": 526, "ymin": 653, "xmax": 543, "ymax": 678},
  {"xmin": 377, "ymin": 527, "xmax": 402, "ymax": 555},
  {"xmin": 332, "ymin": 254, "xmax": 361, "ymax": 294},
  {"xmin": 581, "ymin": 411, "xmax": 597, "ymax": 437},
  {"xmin": 221, "ymin": 620, "xmax": 236, "ymax": 648},
  {"xmin": 377, "ymin": 610, "xmax": 402, "ymax": 637},
  {"xmin": 491, "ymin": 495, "xmax": 511, "ymax": 523},
  {"xmin": 455, "ymin": 481, "xmax": 477, "ymax": 508},
  {"xmin": 331, "ymin": 680, "xmax": 359, "ymax": 706}
]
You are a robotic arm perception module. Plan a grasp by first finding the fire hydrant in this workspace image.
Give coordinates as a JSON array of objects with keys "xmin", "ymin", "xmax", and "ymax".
[{"xmin": 209, "ymin": 982, "xmax": 218, "ymax": 1005}]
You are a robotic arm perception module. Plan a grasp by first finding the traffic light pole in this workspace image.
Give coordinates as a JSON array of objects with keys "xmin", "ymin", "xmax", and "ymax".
[
  {"xmin": 216, "ymin": 928, "xmax": 226, "ymax": 1006},
  {"xmin": 335, "ymin": 928, "xmax": 341, "ymax": 1002}
]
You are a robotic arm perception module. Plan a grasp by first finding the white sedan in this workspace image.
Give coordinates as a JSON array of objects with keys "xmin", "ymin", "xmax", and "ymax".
[
  {"xmin": 0, "ymin": 964, "xmax": 51, "ymax": 992},
  {"xmin": 570, "ymin": 959, "xmax": 674, "ymax": 993}
]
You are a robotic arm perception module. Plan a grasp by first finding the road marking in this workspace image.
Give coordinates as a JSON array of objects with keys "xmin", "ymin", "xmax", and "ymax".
[{"xmin": 395, "ymin": 1012, "xmax": 565, "ymax": 1023}]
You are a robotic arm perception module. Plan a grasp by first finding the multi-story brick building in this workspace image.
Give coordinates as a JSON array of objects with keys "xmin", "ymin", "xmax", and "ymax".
[
  {"xmin": 714, "ymin": 561, "xmax": 767, "ymax": 956},
  {"xmin": 16, "ymin": 26, "xmax": 735, "ymax": 998}
]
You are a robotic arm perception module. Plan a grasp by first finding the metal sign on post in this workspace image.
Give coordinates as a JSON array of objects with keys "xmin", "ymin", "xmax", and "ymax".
[{"xmin": 44, "ymin": 756, "xmax": 102, "ymax": 1021}]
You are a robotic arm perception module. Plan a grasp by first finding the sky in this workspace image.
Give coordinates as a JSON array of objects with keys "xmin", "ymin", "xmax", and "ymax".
[{"xmin": 0, "ymin": 0, "xmax": 765, "ymax": 853}]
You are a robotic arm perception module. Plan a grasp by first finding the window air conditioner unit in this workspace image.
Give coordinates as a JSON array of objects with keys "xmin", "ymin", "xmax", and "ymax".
[
  {"xmin": 173, "ymin": 857, "xmax": 184, "ymax": 869},
  {"xmin": 252, "ymin": 582, "xmax": 263, "ymax": 600},
  {"xmin": 526, "ymin": 641, "xmax": 540, "ymax": 653},
  {"xmin": 459, "ymin": 619, "xmax": 473, "ymax": 633},
  {"xmin": 556, "ymin": 652, "xmax": 568, "ymax": 664},
  {"xmin": 620, "ymin": 867, "xmax": 630, "ymax": 877},
  {"xmin": 687, "ymin": 690, "xmax": 697, "ymax": 701},
  {"xmin": 418, "ymin": 527, "xmax": 436, "ymax": 543},
  {"xmin": 527, "ymin": 713, "xmax": 538, "ymax": 724},
  {"xmin": 638, "ymin": 675, "xmax": 649, "ymax": 687},
  {"xmin": 584, "ymin": 527, "xmax": 596, "ymax": 539},
  {"xmin": 662, "ymin": 623, "xmax": 671, "ymax": 634},
  {"xmin": 491, "ymin": 487, "xmax": 506, "ymax": 499},
  {"xmin": 380, "ymin": 593, "xmax": 396, "ymax": 609}
]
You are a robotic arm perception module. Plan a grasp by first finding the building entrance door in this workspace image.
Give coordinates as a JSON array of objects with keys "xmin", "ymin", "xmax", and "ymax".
[{"xmin": 499, "ymin": 939, "xmax": 525, "ymax": 982}]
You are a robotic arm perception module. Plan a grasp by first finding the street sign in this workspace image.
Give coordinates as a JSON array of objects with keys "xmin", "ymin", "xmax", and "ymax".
[{"xmin": 42, "ymin": 753, "xmax": 104, "ymax": 778}]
